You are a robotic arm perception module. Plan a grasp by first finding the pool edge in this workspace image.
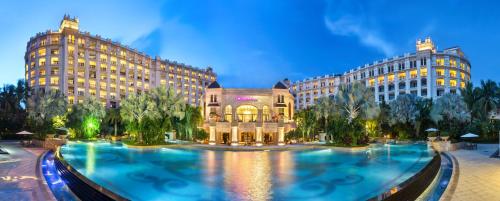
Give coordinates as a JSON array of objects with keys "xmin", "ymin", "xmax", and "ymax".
[
  {"xmin": 368, "ymin": 150, "xmax": 441, "ymax": 201},
  {"xmin": 54, "ymin": 146, "xmax": 130, "ymax": 201}
]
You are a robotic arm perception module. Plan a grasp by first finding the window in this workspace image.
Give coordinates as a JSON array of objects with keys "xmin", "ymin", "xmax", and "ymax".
[
  {"xmin": 436, "ymin": 58, "xmax": 444, "ymax": 66},
  {"xmin": 420, "ymin": 68, "xmax": 427, "ymax": 77},
  {"xmin": 449, "ymin": 58, "xmax": 457, "ymax": 67},
  {"xmin": 38, "ymin": 48, "xmax": 46, "ymax": 56},
  {"xmin": 450, "ymin": 79, "xmax": 457, "ymax": 87},
  {"xmin": 436, "ymin": 79, "xmax": 444, "ymax": 86},
  {"xmin": 450, "ymin": 70, "xmax": 457, "ymax": 78},
  {"xmin": 436, "ymin": 69, "xmax": 444, "ymax": 76}
]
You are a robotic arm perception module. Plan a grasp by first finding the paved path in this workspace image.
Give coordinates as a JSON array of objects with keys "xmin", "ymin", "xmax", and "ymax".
[
  {"xmin": 0, "ymin": 141, "xmax": 55, "ymax": 201},
  {"xmin": 444, "ymin": 144, "xmax": 500, "ymax": 201}
]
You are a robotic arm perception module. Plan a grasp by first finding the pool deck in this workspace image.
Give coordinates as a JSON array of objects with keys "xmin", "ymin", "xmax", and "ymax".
[
  {"xmin": 0, "ymin": 141, "xmax": 56, "ymax": 201},
  {"xmin": 442, "ymin": 144, "xmax": 500, "ymax": 201}
]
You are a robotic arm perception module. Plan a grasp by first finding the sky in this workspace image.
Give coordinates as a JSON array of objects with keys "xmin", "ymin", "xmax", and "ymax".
[{"xmin": 0, "ymin": 0, "xmax": 499, "ymax": 88}]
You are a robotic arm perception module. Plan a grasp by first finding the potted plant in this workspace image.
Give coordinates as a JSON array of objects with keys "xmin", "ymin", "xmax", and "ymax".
[
  {"xmin": 440, "ymin": 131, "xmax": 449, "ymax": 141},
  {"xmin": 427, "ymin": 132, "xmax": 437, "ymax": 142}
]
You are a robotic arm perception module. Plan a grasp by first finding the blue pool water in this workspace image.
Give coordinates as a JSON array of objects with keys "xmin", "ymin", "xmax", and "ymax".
[{"xmin": 59, "ymin": 142, "xmax": 434, "ymax": 201}]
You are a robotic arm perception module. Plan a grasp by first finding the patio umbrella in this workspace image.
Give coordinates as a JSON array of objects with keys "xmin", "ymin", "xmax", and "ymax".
[
  {"xmin": 425, "ymin": 128, "xmax": 439, "ymax": 132},
  {"xmin": 16, "ymin": 131, "xmax": 33, "ymax": 135},
  {"xmin": 461, "ymin": 133, "xmax": 479, "ymax": 138}
]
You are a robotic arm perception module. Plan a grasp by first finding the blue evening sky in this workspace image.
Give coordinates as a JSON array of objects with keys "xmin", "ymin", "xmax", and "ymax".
[{"xmin": 0, "ymin": 0, "xmax": 499, "ymax": 88}]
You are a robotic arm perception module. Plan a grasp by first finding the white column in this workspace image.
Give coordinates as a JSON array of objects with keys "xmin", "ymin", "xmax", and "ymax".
[
  {"xmin": 209, "ymin": 126, "xmax": 216, "ymax": 145},
  {"xmin": 256, "ymin": 127, "xmax": 263, "ymax": 146},
  {"xmin": 231, "ymin": 126, "xmax": 238, "ymax": 146},
  {"xmin": 278, "ymin": 127, "xmax": 285, "ymax": 146}
]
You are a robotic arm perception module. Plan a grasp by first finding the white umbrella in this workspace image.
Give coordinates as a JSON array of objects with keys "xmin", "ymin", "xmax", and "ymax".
[
  {"xmin": 16, "ymin": 131, "xmax": 34, "ymax": 135},
  {"xmin": 461, "ymin": 133, "xmax": 479, "ymax": 138},
  {"xmin": 425, "ymin": 128, "xmax": 439, "ymax": 132}
]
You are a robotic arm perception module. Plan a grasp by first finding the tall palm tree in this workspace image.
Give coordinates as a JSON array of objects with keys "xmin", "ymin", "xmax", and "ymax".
[
  {"xmin": 460, "ymin": 81, "xmax": 479, "ymax": 121},
  {"xmin": 105, "ymin": 108, "xmax": 121, "ymax": 136},
  {"xmin": 477, "ymin": 80, "xmax": 499, "ymax": 120},
  {"xmin": 149, "ymin": 87, "xmax": 186, "ymax": 133},
  {"xmin": 181, "ymin": 105, "xmax": 203, "ymax": 140},
  {"xmin": 120, "ymin": 94, "xmax": 158, "ymax": 143},
  {"xmin": 314, "ymin": 96, "xmax": 335, "ymax": 134},
  {"xmin": 334, "ymin": 82, "xmax": 378, "ymax": 123},
  {"xmin": 27, "ymin": 90, "xmax": 67, "ymax": 137}
]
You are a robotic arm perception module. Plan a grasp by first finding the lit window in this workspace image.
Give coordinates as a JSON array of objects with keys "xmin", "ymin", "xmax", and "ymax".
[
  {"xmin": 51, "ymin": 57, "xmax": 59, "ymax": 65},
  {"xmin": 39, "ymin": 78, "xmax": 46, "ymax": 85},
  {"xmin": 450, "ymin": 70, "xmax": 457, "ymax": 78},
  {"xmin": 420, "ymin": 68, "xmax": 427, "ymax": 76},
  {"xmin": 436, "ymin": 69, "xmax": 444, "ymax": 76},
  {"xmin": 449, "ymin": 58, "xmax": 457, "ymax": 67},
  {"xmin": 398, "ymin": 72, "xmax": 406, "ymax": 80},
  {"xmin": 38, "ymin": 48, "xmax": 46, "ymax": 56},
  {"xmin": 436, "ymin": 58, "xmax": 444, "ymax": 66},
  {"xmin": 450, "ymin": 79, "xmax": 457, "ymax": 87},
  {"xmin": 436, "ymin": 79, "xmax": 444, "ymax": 86}
]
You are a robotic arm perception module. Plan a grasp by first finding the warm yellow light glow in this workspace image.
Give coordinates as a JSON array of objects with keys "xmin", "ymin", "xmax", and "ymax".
[
  {"xmin": 450, "ymin": 80, "xmax": 457, "ymax": 87},
  {"xmin": 420, "ymin": 68, "xmax": 427, "ymax": 76},
  {"xmin": 450, "ymin": 70, "xmax": 457, "ymax": 78},
  {"xmin": 436, "ymin": 79, "xmax": 444, "ymax": 86},
  {"xmin": 436, "ymin": 69, "xmax": 444, "ymax": 76}
]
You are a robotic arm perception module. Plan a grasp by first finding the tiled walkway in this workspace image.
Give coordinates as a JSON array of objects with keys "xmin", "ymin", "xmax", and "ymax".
[
  {"xmin": 0, "ymin": 141, "xmax": 55, "ymax": 201},
  {"xmin": 444, "ymin": 144, "xmax": 500, "ymax": 201}
]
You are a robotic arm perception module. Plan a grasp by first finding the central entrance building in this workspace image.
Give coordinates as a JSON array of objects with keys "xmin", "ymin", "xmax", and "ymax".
[{"xmin": 202, "ymin": 81, "xmax": 295, "ymax": 146}]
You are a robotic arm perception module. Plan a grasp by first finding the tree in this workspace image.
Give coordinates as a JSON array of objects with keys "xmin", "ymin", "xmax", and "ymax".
[
  {"xmin": 334, "ymin": 82, "xmax": 378, "ymax": 123},
  {"xmin": 120, "ymin": 93, "xmax": 158, "ymax": 144},
  {"xmin": 66, "ymin": 97, "xmax": 105, "ymax": 139},
  {"xmin": 314, "ymin": 96, "xmax": 335, "ymax": 134},
  {"xmin": 294, "ymin": 107, "xmax": 316, "ymax": 142},
  {"xmin": 178, "ymin": 105, "xmax": 202, "ymax": 140},
  {"xmin": 27, "ymin": 90, "xmax": 67, "ymax": 138},
  {"xmin": 332, "ymin": 82, "xmax": 378, "ymax": 145},
  {"xmin": 0, "ymin": 79, "xmax": 28, "ymax": 135},
  {"xmin": 460, "ymin": 81, "xmax": 480, "ymax": 121},
  {"xmin": 476, "ymin": 80, "xmax": 499, "ymax": 120},
  {"xmin": 149, "ymin": 87, "xmax": 185, "ymax": 135},
  {"xmin": 389, "ymin": 94, "xmax": 419, "ymax": 139},
  {"xmin": 104, "ymin": 108, "xmax": 121, "ymax": 136},
  {"xmin": 431, "ymin": 94, "xmax": 470, "ymax": 139},
  {"xmin": 414, "ymin": 98, "xmax": 433, "ymax": 139}
]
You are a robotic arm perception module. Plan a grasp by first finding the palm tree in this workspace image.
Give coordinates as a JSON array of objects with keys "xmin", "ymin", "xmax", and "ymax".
[
  {"xmin": 27, "ymin": 90, "xmax": 67, "ymax": 137},
  {"xmin": 149, "ymin": 87, "xmax": 186, "ymax": 133},
  {"xmin": 181, "ymin": 105, "xmax": 203, "ymax": 140},
  {"xmin": 105, "ymin": 108, "xmax": 121, "ymax": 136},
  {"xmin": 477, "ymin": 80, "xmax": 499, "ymax": 120},
  {"xmin": 460, "ymin": 81, "xmax": 479, "ymax": 121},
  {"xmin": 334, "ymin": 82, "xmax": 378, "ymax": 123},
  {"xmin": 294, "ymin": 108, "xmax": 315, "ymax": 142},
  {"xmin": 120, "ymin": 94, "xmax": 158, "ymax": 143},
  {"xmin": 314, "ymin": 96, "xmax": 334, "ymax": 133}
]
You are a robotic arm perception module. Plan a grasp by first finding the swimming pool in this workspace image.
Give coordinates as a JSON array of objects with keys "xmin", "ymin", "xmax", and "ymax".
[{"xmin": 59, "ymin": 142, "xmax": 435, "ymax": 201}]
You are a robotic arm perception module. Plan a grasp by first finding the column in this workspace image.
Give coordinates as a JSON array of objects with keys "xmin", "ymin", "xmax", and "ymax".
[
  {"xmin": 278, "ymin": 127, "xmax": 285, "ymax": 146},
  {"xmin": 256, "ymin": 127, "xmax": 263, "ymax": 146},
  {"xmin": 231, "ymin": 125, "xmax": 238, "ymax": 146},
  {"xmin": 209, "ymin": 125, "xmax": 216, "ymax": 145}
]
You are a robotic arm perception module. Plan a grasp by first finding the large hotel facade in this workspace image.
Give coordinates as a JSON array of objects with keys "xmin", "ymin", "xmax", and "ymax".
[
  {"xmin": 290, "ymin": 38, "xmax": 472, "ymax": 109},
  {"xmin": 25, "ymin": 16, "xmax": 216, "ymax": 107}
]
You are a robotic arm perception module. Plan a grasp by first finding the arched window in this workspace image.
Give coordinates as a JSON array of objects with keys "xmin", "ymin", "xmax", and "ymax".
[
  {"xmin": 236, "ymin": 105, "xmax": 258, "ymax": 122},
  {"xmin": 224, "ymin": 105, "xmax": 232, "ymax": 122}
]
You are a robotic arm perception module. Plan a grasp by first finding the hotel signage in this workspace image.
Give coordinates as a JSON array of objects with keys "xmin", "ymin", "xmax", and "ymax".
[{"xmin": 235, "ymin": 96, "xmax": 258, "ymax": 102}]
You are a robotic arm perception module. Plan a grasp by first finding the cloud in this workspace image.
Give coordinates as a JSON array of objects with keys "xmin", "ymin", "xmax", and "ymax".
[{"xmin": 323, "ymin": 0, "xmax": 396, "ymax": 57}]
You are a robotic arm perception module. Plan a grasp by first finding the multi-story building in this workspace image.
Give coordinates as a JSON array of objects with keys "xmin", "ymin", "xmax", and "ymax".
[
  {"xmin": 25, "ymin": 15, "xmax": 216, "ymax": 107},
  {"xmin": 202, "ymin": 81, "xmax": 295, "ymax": 146},
  {"xmin": 291, "ymin": 38, "xmax": 472, "ymax": 109}
]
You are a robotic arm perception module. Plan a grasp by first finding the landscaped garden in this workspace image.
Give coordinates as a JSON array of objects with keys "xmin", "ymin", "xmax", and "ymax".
[{"xmin": 289, "ymin": 80, "xmax": 500, "ymax": 147}]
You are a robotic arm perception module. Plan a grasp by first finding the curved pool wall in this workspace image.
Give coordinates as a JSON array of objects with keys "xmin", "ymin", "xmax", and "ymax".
[
  {"xmin": 57, "ymin": 142, "xmax": 438, "ymax": 201},
  {"xmin": 41, "ymin": 151, "xmax": 79, "ymax": 201}
]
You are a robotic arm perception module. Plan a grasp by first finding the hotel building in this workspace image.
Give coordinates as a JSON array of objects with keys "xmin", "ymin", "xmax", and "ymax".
[
  {"xmin": 202, "ymin": 81, "xmax": 295, "ymax": 146},
  {"xmin": 25, "ymin": 16, "xmax": 216, "ymax": 107},
  {"xmin": 291, "ymin": 38, "xmax": 472, "ymax": 109}
]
